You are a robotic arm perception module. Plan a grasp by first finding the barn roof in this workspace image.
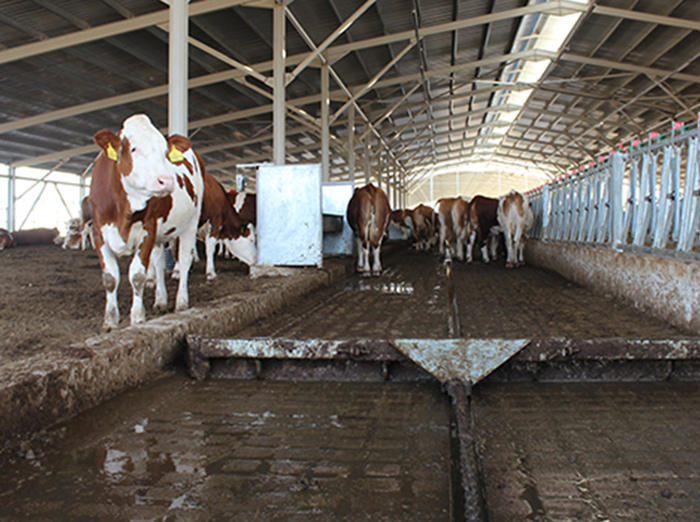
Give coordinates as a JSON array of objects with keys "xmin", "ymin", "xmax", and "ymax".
[{"xmin": 1, "ymin": 0, "xmax": 699, "ymax": 196}]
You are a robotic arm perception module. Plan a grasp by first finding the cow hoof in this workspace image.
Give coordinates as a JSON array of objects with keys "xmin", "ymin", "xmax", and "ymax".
[
  {"xmin": 206, "ymin": 273, "xmax": 217, "ymax": 281},
  {"xmin": 154, "ymin": 302, "xmax": 168, "ymax": 313},
  {"xmin": 171, "ymin": 271, "xmax": 181, "ymax": 280}
]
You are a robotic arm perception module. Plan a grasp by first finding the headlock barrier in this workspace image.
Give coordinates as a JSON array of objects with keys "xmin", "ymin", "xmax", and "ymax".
[{"xmin": 528, "ymin": 116, "xmax": 700, "ymax": 256}]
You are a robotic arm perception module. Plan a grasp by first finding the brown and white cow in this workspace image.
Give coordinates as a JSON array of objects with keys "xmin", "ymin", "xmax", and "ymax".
[
  {"xmin": 228, "ymin": 191, "xmax": 256, "ymax": 230},
  {"xmin": 435, "ymin": 197, "xmax": 470, "ymax": 261},
  {"xmin": 410, "ymin": 204, "xmax": 437, "ymax": 251},
  {"xmin": 63, "ymin": 197, "xmax": 94, "ymax": 250},
  {"xmin": 498, "ymin": 189, "xmax": 534, "ymax": 268},
  {"xmin": 11, "ymin": 227, "xmax": 60, "ymax": 246},
  {"xmin": 390, "ymin": 208, "xmax": 413, "ymax": 240},
  {"xmin": 346, "ymin": 183, "xmax": 392, "ymax": 276},
  {"xmin": 89, "ymin": 113, "xmax": 204, "ymax": 330},
  {"xmin": 466, "ymin": 195, "xmax": 500, "ymax": 263},
  {"xmin": 0, "ymin": 229, "xmax": 14, "ymax": 250},
  {"xmin": 196, "ymin": 174, "xmax": 256, "ymax": 279}
]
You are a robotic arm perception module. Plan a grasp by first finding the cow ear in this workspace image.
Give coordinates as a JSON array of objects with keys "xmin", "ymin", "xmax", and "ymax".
[
  {"xmin": 94, "ymin": 130, "xmax": 121, "ymax": 161},
  {"xmin": 166, "ymin": 135, "xmax": 191, "ymax": 164}
]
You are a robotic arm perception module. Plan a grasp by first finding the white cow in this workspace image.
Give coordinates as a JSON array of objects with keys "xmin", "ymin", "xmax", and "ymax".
[
  {"xmin": 89, "ymin": 114, "xmax": 204, "ymax": 330},
  {"xmin": 497, "ymin": 189, "xmax": 534, "ymax": 268}
]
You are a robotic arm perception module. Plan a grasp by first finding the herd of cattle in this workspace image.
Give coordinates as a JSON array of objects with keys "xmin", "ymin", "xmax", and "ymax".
[
  {"xmin": 1, "ymin": 113, "xmax": 534, "ymax": 330},
  {"xmin": 347, "ymin": 183, "xmax": 534, "ymax": 277}
]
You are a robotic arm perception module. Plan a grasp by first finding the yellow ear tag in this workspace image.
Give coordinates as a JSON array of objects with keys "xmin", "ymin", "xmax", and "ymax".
[
  {"xmin": 168, "ymin": 145, "xmax": 184, "ymax": 163},
  {"xmin": 106, "ymin": 142, "xmax": 118, "ymax": 161}
]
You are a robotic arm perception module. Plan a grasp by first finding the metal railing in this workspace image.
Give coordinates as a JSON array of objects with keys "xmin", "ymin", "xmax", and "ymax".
[{"xmin": 528, "ymin": 117, "xmax": 700, "ymax": 256}]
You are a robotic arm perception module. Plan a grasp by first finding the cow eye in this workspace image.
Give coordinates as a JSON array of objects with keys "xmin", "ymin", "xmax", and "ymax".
[{"xmin": 131, "ymin": 147, "xmax": 136, "ymax": 153}]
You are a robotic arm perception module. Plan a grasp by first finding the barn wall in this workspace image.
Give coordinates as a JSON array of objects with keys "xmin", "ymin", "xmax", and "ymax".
[{"xmin": 526, "ymin": 240, "xmax": 700, "ymax": 336}]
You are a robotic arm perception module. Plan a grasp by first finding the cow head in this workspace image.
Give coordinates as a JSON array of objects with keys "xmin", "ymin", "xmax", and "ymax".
[
  {"xmin": 94, "ymin": 114, "xmax": 177, "ymax": 211},
  {"xmin": 225, "ymin": 225, "xmax": 257, "ymax": 267}
]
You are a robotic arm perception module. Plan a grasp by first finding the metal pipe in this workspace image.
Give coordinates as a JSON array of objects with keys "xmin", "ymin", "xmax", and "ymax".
[
  {"xmin": 168, "ymin": 0, "xmax": 188, "ymax": 137},
  {"xmin": 273, "ymin": 2, "xmax": 286, "ymax": 165},
  {"xmin": 321, "ymin": 63, "xmax": 330, "ymax": 182}
]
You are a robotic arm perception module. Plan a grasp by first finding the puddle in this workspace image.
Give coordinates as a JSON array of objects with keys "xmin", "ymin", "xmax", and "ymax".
[{"xmin": 348, "ymin": 279, "xmax": 416, "ymax": 295}]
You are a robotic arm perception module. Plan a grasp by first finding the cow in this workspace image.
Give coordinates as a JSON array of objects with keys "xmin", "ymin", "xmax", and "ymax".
[
  {"xmin": 80, "ymin": 196, "xmax": 95, "ymax": 249},
  {"xmin": 11, "ymin": 228, "xmax": 60, "ymax": 246},
  {"xmin": 64, "ymin": 197, "xmax": 95, "ymax": 250},
  {"xmin": 89, "ymin": 113, "xmax": 204, "ymax": 330},
  {"xmin": 0, "ymin": 229, "xmax": 14, "ymax": 250},
  {"xmin": 498, "ymin": 189, "xmax": 534, "ymax": 268},
  {"xmin": 346, "ymin": 183, "xmax": 392, "ymax": 277},
  {"xmin": 409, "ymin": 204, "xmax": 437, "ymax": 251},
  {"xmin": 390, "ymin": 209, "xmax": 413, "ymax": 240},
  {"xmin": 228, "ymin": 191, "xmax": 256, "ymax": 230},
  {"xmin": 196, "ymin": 174, "xmax": 256, "ymax": 279},
  {"xmin": 466, "ymin": 195, "xmax": 500, "ymax": 263},
  {"xmin": 434, "ymin": 197, "xmax": 470, "ymax": 261},
  {"xmin": 63, "ymin": 218, "xmax": 83, "ymax": 250}
]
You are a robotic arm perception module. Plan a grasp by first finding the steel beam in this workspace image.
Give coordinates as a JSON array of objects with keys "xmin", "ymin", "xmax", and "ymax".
[
  {"xmin": 592, "ymin": 5, "xmax": 700, "ymax": 32},
  {"xmin": 0, "ymin": 0, "xmax": 249, "ymax": 66},
  {"xmin": 287, "ymin": 0, "xmax": 376, "ymax": 83}
]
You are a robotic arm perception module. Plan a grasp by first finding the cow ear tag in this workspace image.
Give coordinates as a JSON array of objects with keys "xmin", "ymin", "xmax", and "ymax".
[
  {"xmin": 106, "ymin": 143, "xmax": 118, "ymax": 161},
  {"xmin": 168, "ymin": 145, "xmax": 184, "ymax": 163}
]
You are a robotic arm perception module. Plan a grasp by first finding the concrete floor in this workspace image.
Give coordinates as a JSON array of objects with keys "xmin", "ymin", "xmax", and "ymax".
[
  {"xmin": 0, "ymin": 376, "xmax": 451, "ymax": 522},
  {"xmin": 2, "ymin": 246, "xmax": 698, "ymax": 521},
  {"xmin": 473, "ymin": 381, "xmax": 700, "ymax": 522}
]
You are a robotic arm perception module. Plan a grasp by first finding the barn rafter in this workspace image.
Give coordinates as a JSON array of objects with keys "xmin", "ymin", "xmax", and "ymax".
[{"xmin": 1, "ymin": 0, "xmax": 700, "ymax": 216}]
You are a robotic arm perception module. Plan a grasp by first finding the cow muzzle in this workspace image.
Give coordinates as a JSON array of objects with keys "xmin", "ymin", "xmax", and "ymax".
[{"xmin": 156, "ymin": 176, "xmax": 176, "ymax": 194}]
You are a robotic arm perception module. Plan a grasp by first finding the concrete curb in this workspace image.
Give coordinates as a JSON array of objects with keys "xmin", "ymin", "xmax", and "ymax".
[
  {"xmin": 526, "ymin": 240, "xmax": 700, "ymax": 336},
  {"xmin": 0, "ymin": 263, "xmax": 346, "ymax": 443}
]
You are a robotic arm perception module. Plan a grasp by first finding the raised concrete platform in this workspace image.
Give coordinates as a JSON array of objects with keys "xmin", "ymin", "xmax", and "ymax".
[{"xmin": 0, "ymin": 263, "xmax": 345, "ymax": 444}]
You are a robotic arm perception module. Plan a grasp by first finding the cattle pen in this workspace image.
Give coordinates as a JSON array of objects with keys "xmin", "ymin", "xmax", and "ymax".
[{"xmin": 2, "ymin": 0, "xmax": 700, "ymax": 520}]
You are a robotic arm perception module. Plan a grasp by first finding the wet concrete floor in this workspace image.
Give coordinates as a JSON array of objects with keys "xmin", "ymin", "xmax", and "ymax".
[
  {"xmin": 2, "ymin": 245, "xmax": 697, "ymax": 521},
  {"xmin": 474, "ymin": 381, "xmax": 700, "ymax": 521},
  {"xmin": 238, "ymin": 246, "xmax": 690, "ymax": 341},
  {"xmin": 0, "ymin": 375, "xmax": 450, "ymax": 522}
]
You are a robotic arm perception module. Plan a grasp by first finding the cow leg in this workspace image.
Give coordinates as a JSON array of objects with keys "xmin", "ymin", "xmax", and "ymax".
[
  {"xmin": 481, "ymin": 241, "xmax": 490, "ymax": 263},
  {"xmin": 456, "ymin": 228, "xmax": 466, "ymax": 262},
  {"xmin": 515, "ymin": 227, "xmax": 525, "ymax": 266},
  {"xmin": 356, "ymin": 237, "xmax": 371, "ymax": 276},
  {"xmin": 128, "ymin": 250, "xmax": 150, "ymax": 325},
  {"xmin": 100, "ymin": 246, "xmax": 121, "ymax": 331},
  {"xmin": 489, "ymin": 233, "xmax": 500, "ymax": 261},
  {"xmin": 371, "ymin": 240, "xmax": 383, "ymax": 277},
  {"xmin": 151, "ymin": 245, "xmax": 168, "ymax": 311},
  {"xmin": 205, "ymin": 234, "xmax": 217, "ymax": 280},
  {"xmin": 466, "ymin": 230, "xmax": 476, "ymax": 263},
  {"xmin": 438, "ymin": 218, "xmax": 446, "ymax": 256},
  {"xmin": 503, "ymin": 226, "xmax": 515, "ymax": 268},
  {"xmin": 175, "ymin": 225, "xmax": 197, "ymax": 312}
]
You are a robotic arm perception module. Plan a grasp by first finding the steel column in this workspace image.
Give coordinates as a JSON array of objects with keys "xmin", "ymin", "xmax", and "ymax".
[
  {"xmin": 348, "ymin": 103, "xmax": 355, "ymax": 185},
  {"xmin": 168, "ymin": 0, "xmax": 189, "ymax": 137},
  {"xmin": 321, "ymin": 63, "xmax": 330, "ymax": 182},
  {"xmin": 7, "ymin": 167, "xmax": 15, "ymax": 231},
  {"xmin": 273, "ymin": 2, "xmax": 286, "ymax": 165},
  {"xmin": 364, "ymin": 135, "xmax": 371, "ymax": 185}
]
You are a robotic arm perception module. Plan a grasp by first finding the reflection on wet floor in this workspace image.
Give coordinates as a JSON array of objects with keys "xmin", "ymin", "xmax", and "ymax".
[
  {"xmin": 346, "ymin": 279, "xmax": 416, "ymax": 296},
  {"xmin": 0, "ymin": 376, "xmax": 451, "ymax": 522}
]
